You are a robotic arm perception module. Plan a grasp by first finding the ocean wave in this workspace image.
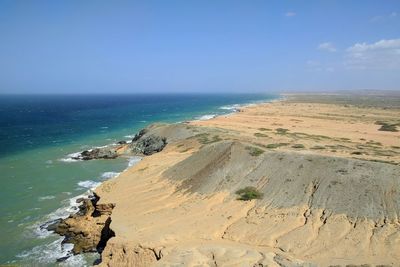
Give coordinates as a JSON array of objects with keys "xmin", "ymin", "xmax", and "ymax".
[
  {"xmin": 16, "ymin": 237, "xmax": 92, "ymax": 266},
  {"xmin": 59, "ymin": 152, "xmax": 82, "ymax": 163},
  {"xmin": 195, "ymin": 114, "xmax": 217, "ymax": 120},
  {"xmin": 28, "ymin": 145, "xmax": 142, "ymax": 264},
  {"xmin": 100, "ymin": 171, "xmax": 120, "ymax": 180},
  {"xmin": 38, "ymin": 195, "xmax": 56, "ymax": 201},
  {"xmin": 77, "ymin": 180, "xmax": 101, "ymax": 189},
  {"xmin": 219, "ymin": 104, "xmax": 241, "ymax": 111},
  {"xmin": 128, "ymin": 156, "xmax": 142, "ymax": 167}
]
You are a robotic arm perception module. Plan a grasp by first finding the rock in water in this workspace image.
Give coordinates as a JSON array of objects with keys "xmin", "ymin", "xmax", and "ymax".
[
  {"xmin": 75, "ymin": 148, "xmax": 118, "ymax": 160},
  {"xmin": 131, "ymin": 135, "xmax": 167, "ymax": 155},
  {"xmin": 49, "ymin": 194, "xmax": 115, "ymax": 254}
]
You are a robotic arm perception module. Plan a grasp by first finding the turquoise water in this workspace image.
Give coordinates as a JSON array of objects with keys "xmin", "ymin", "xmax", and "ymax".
[{"xmin": 0, "ymin": 94, "xmax": 276, "ymax": 266}]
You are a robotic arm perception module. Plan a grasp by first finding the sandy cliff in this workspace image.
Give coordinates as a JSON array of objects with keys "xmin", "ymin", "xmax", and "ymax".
[{"xmin": 57, "ymin": 95, "xmax": 400, "ymax": 266}]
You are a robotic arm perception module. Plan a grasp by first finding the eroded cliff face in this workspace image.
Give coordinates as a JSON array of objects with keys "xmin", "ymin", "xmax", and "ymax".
[
  {"xmin": 51, "ymin": 194, "xmax": 115, "ymax": 255},
  {"xmin": 94, "ymin": 140, "xmax": 400, "ymax": 267},
  {"xmin": 52, "ymin": 120, "xmax": 400, "ymax": 266}
]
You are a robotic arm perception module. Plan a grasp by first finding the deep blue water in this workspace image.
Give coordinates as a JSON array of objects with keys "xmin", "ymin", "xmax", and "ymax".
[
  {"xmin": 0, "ymin": 93, "xmax": 277, "ymax": 266},
  {"xmin": 0, "ymin": 94, "xmax": 274, "ymax": 157}
]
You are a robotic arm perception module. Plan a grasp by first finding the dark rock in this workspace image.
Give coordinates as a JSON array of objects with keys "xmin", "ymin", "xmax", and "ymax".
[
  {"xmin": 74, "ymin": 148, "xmax": 118, "ymax": 160},
  {"xmin": 132, "ymin": 128, "xmax": 148, "ymax": 142},
  {"xmin": 117, "ymin": 140, "xmax": 127, "ymax": 145},
  {"xmin": 56, "ymin": 255, "xmax": 72, "ymax": 262},
  {"xmin": 44, "ymin": 218, "xmax": 63, "ymax": 232},
  {"xmin": 131, "ymin": 135, "xmax": 167, "ymax": 155}
]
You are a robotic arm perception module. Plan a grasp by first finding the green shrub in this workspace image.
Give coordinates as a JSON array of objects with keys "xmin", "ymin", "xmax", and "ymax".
[
  {"xmin": 265, "ymin": 143, "xmax": 288, "ymax": 149},
  {"xmin": 258, "ymin": 128, "xmax": 271, "ymax": 131},
  {"xmin": 311, "ymin": 145, "xmax": 325, "ymax": 150},
  {"xmin": 196, "ymin": 133, "xmax": 222, "ymax": 144},
  {"xmin": 254, "ymin": 132, "xmax": 268, "ymax": 137},
  {"xmin": 235, "ymin": 186, "xmax": 263, "ymax": 201},
  {"xmin": 276, "ymin": 128, "xmax": 289, "ymax": 134},
  {"xmin": 245, "ymin": 146, "xmax": 264, "ymax": 156},
  {"xmin": 292, "ymin": 144, "xmax": 305, "ymax": 149},
  {"xmin": 378, "ymin": 124, "xmax": 398, "ymax": 132}
]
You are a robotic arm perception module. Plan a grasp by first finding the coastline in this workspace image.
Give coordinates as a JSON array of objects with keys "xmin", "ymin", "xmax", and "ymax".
[
  {"xmin": 39, "ymin": 93, "xmax": 400, "ymax": 266},
  {"xmin": 14, "ymin": 96, "xmax": 275, "ymax": 266}
]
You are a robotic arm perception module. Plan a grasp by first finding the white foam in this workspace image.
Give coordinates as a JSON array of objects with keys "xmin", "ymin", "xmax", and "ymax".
[
  {"xmin": 219, "ymin": 104, "xmax": 241, "ymax": 110},
  {"xmin": 59, "ymin": 152, "xmax": 82, "ymax": 162},
  {"xmin": 196, "ymin": 114, "xmax": 216, "ymax": 120},
  {"xmin": 124, "ymin": 134, "xmax": 135, "ymax": 138},
  {"xmin": 16, "ymin": 236, "xmax": 91, "ymax": 266},
  {"xmin": 27, "ymin": 145, "xmax": 143, "ymax": 264},
  {"xmin": 77, "ymin": 180, "xmax": 101, "ymax": 190},
  {"xmin": 38, "ymin": 195, "xmax": 56, "ymax": 201},
  {"xmin": 128, "ymin": 156, "xmax": 142, "ymax": 167},
  {"xmin": 101, "ymin": 171, "xmax": 120, "ymax": 180}
]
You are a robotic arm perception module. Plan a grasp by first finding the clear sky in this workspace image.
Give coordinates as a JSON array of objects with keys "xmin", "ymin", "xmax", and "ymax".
[{"xmin": 0, "ymin": 0, "xmax": 399, "ymax": 94}]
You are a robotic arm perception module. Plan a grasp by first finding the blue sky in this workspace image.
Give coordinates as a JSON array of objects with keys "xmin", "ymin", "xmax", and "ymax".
[{"xmin": 0, "ymin": 0, "xmax": 399, "ymax": 93}]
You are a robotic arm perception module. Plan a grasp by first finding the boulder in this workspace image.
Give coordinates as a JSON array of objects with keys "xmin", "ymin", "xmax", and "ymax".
[
  {"xmin": 74, "ymin": 148, "xmax": 118, "ymax": 160},
  {"xmin": 132, "ymin": 128, "xmax": 148, "ymax": 142},
  {"xmin": 131, "ymin": 135, "xmax": 167, "ymax": 155}
]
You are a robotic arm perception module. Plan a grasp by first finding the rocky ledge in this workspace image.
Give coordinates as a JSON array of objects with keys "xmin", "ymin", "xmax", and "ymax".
[
  {"xmin": 47, "ymin": 193, "xmax": 115, "ymax": 258},
  {"xmin": 74, "ymin": 148, "xmax": 119, "ymax": 161},
  {"xmin": 72, "ymin": 127, "xmax": 167, "ymax": 160}
]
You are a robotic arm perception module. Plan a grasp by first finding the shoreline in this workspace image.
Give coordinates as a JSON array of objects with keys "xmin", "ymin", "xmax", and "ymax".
[
  {"xmin": 23, "ymin": 96, "xmax": 277, "ymax": 266},
  {"xmin": 40, "ymin": 93, "xmax": 400, "ymax": 264}
]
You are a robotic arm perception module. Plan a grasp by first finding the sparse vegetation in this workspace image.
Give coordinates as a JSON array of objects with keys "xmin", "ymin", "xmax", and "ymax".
[
  {"xmin": 264, "ymin": 143, "xmax": 288, "ymax": 149},
  {"xmin": 245, "ymin": 146, "xmax": 265, "ymax": 156},
  {"xmin": 196, "ymin": 133, "xmax": 222, "ymax": 144},
  {"xmin": 378, "ymin": 124, "xmax": 398, "ymax": 132},
  {"xmin": 235, "ymin": 186, "xmax": 263, "ymax": 201},
  {"xmin": 258, "ymin": 128, "xmax": 271, "ymax": 131},
  {"xmin": 375, "ymin": 121, "xmax": 399, "ymax": 132},
  {"xmin": 254, "ymin": 132, "xmax": 268, "ymax": 137},
  {"xmin": 180, "ymin": 147, "xmax": 193, "ymax": 153},
  {"xmin": 366, "ymin": 140, "xmax": 382, "ymax": 146},
  {"xmin": 275, "ymin": 128, "xmax": 289, "ymax": 134},
  {"xmin": 292, "ymin": 144, "xmax": 305, "ymax": 149},
  {"xmin": 311, "ymin": 145, "xmax": 325, "ymax": 150}
]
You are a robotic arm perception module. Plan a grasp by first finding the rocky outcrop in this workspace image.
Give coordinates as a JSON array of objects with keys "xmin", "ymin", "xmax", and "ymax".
[
  {"xmin": 73, "ymin": 148, "xmax": 118, "ymax": 160},
  {"xmin": 49, "ymin": 193, "xmax": 115, "ymax": 255},
  {"xmin": 69, "ymin": 127, "xmax": 168, "ymax": 160},
  {"xmin": 130, "ymin": 135, "xmax": 167, "ymax": 155},
  {"xmin": 132, "ymin": 128, "xmax": 148, "ymax": 142}
]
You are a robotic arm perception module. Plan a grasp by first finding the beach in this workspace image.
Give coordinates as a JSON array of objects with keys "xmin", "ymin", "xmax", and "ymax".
[{"xmin": 55, "ymin": 92, "xmax": 400, "ymax": 266}]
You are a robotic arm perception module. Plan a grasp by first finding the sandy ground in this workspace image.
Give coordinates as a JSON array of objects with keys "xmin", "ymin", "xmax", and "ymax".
[
  {"xmin": 191, "ymin": 96, "xmax": 400, "ymax": 164},
  {"xmin": 93, "ymin": 94, "xmax": 400, "ymax": 267}
]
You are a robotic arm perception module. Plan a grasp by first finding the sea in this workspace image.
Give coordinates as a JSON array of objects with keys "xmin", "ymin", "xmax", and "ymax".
[{"xmin": 0, "ymin": 93, "xmax": 277, "ymax": 266}]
